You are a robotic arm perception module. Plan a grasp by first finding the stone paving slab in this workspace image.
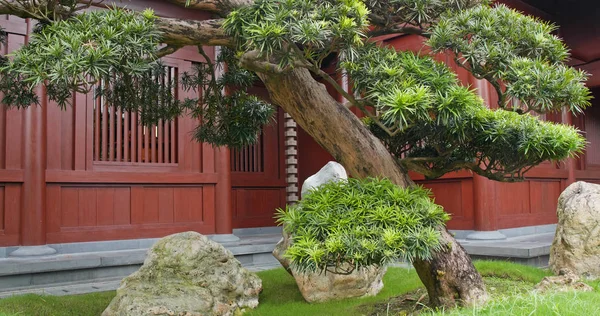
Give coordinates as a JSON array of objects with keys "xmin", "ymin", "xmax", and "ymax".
[{"xmin": 458, "ymin": 233, "xmax": 554, "ymax": 258}]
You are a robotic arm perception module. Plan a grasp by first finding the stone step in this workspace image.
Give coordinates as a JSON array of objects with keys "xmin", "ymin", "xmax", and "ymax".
[{"xmin": 0, "ymin": 234, "xmax": 281, "ymax": 295}]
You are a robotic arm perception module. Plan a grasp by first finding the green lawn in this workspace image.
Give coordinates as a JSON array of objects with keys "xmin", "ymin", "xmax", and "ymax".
[{"xmin": 0, "ymin": 261, "xmax": 598, "ymax": 316}]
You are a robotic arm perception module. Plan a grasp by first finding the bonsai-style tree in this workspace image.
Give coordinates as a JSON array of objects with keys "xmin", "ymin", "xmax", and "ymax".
[{"xmin": 0, "ymin": 0, "xmax": 590, "ymax": 308}]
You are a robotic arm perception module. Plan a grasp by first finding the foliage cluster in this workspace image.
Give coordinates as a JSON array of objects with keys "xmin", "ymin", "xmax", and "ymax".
[
  {"xmin": 344, "ymin": 45, "xmax": 585, "ymax": 180},
  {"xmin": 276, "ymin": 178, "xmax": 449, "ymax": 273},
  {"xmin": 428, "ymin": 4, "xmax": 591, "ymax": 113},
  {"xmin": 180, "ymin": 48, "xmax": 275, "ymax": 147},
  {"xmin": 364, "ymin": 0, "xmax": 486, "ymax": 29},
  {"xmin": 0, "ymin": 8, "xmax": 160, "ymax": 108},
  {"xmin": 223, "ymin": 0, "xmax": 370, "ymax": 68}
]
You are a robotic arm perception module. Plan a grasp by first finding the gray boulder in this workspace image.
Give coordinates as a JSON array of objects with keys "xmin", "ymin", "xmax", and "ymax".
[
  {"xmin": 549, "ymin": 181, "xmax": 600, "ymax": 279},
  {"xmin": 274, "ymin": 161, "xmax": 386, "ymax": 302},
  {"xmin": 103, "ymin": 232, "xmax": 262, "ymax": 316}
]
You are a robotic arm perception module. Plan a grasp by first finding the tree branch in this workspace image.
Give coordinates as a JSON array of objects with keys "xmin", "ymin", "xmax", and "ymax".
[
  {"xmin": 156, "ymin": 17, "xmax": 231, "ymax": 47},
  {"xmin": 368, "ymin": 26, "xmax": 429, "ymax": 38},
  {"xmin": 0, "ymin": 0, "xmax": 75, "ymax": 20},
  {"xmin": 167, "ymin": 0, "xmax": 253, "ymax": 16}
]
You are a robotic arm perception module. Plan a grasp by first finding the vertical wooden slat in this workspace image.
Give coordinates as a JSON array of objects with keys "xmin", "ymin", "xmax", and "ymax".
[
  {"xmin": 116, "ymin": 107, "xmax": 122, "ymax": 162},
  {"xmin": 257, "ymin": 133, "xmax": 263, "ymax": 172},
  {"xmin": 170, "ymin": 120, "xmax": 176, "ymax": 163},
  {"xmin": 124, "ymin": 111, "xmax": 129, "ymax": 162},
  {"xmin": 0, "ymin": 105, "xmax": 5, "ymax": 169},
  {"xmin": 74, "ymin": 93, "xmax": 87, "ymax": 170},
  {"xmin": 101, "ymin": 98, "xmax": 108, "ymax": 162},
  {"xmin": 165, "ymin": 121, "xmax": 170, "ymax": 163},
  {"xmin": 254, "ymin": 143, "xmax": 259, "ymax": 172},
  {"xmin": 158, "ymin": 120, "xmax": 163, "ymax": 163},
  {"xmin": 0, "ymin": 43, "xmax": 5, "ymax": 169},
  {"xmin": 60, "ymin": 104, "xmax": 74, "ymax": 169},
  {"xmin": 94, "ymin": 92, "xmax": 101, "ymax": 161},
  {"xmin": 246, "ymin": 145, "xmax": 251, "ymax": 171},
  {"xmin": 46, "ymin": 103, "xmax": 61, "ymax": 170},
  {"xmin": 137, "ymin": 114, "xmax": 143, "ymax": 163},
  {"xmin": 230, "ymin": 150, "xmax": 235, "ymax": 172},
  {"xmin": 144, "ymin": 125, "xmax": 149, "ymax": 163},
  {"xmin": 108, "ymin": 105, "xmax": 115, "ymax": 161},
  {"xmin": 0, "ymin": 186, "xmax": 4, "ymax": 231},
  {"xmin": 150, "ymin": 125, "xmax": 156, "ymax": 163}
]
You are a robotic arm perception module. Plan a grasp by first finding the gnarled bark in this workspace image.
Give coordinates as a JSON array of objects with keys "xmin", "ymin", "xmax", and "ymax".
[
  {"xmin": 414, "ymin": 229, "xmax": 488, "ymax": 307},
  {"xmin": 252, "ymin": 65, "xmax": 487, "ymax": 308},
  {"xmin": 156, "ymin": 18, "xmax": 230, "ymax": 47}
]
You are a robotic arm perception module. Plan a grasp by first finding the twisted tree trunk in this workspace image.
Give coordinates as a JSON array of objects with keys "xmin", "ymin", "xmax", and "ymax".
[{"xmin": 256, "ymin": 66, "xmax": 487, "ymax": 307}]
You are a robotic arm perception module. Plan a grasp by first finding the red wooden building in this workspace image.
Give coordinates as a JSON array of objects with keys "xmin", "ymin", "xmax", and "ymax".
[{"xmin": 0, "ymin": 0, "xmax": 598, "ymax": 251}]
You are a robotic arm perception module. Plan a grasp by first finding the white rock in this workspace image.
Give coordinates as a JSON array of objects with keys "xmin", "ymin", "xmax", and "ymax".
[
  {"xmin": 301, "ymin": 161, "xmax": 347, "ymax": 197},
  {"xmin": 549, "ymin": 181, "xmax": 600, "ymax": 279}
]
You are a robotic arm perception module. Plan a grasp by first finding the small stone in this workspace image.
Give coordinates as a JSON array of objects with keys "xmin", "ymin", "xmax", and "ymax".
[
  {"xmin": 549, "ymin": 181, "xmax": 600, "ymax": 279},
  {"xmin": 102, "ymin": 232, "xmax": 262, "ymax": 316},
  {"xmin": 534, "ymin": 268, "xmax": 594, "ymax": 293}
]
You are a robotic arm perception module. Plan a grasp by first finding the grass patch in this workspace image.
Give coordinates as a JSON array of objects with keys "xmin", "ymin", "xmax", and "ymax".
[
  {"xmin": 0, "ymin": 291, "xmax": 114, "ymax": 316},
  {"xmin": 0, "ymin": 260, "xmax": 598, "ymax": 316},
  {"xmin": 246, "ymin": 267, "xmax": 423, "ymax": 316}
]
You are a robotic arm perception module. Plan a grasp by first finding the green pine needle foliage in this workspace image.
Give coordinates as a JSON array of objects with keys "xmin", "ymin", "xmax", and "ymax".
[
  {"xmin": 428, "ymin": 4, "xmax": 591, "ymax": 113},
  {"xmin": 223, "ymin": 0, "xmax": 370, "ymax": 68},
  {"xmin": 347, "ymin": 44, "xmax": 585, "ymax": 180},
  {"xmin": 0, "ymin": 7, "xmax": 160, "ymax": 109},
  {"xmin": 275, "ymin": 178, "xmax": 449, "ymax": 273}
]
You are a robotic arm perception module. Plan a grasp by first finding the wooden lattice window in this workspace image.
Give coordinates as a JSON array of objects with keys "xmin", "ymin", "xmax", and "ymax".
[
  {"xmin": 93, "ymin": 67, "xmax": 179, "ymax": 164},
  {"xmin": 231, "ymin": 132, "xmax": 264, "ymax": 172}
]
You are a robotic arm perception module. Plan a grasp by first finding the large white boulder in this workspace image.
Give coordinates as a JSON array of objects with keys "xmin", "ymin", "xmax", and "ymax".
[
  {"xmin": 301, "ymin": 161, "xmax": 347, "ymax": 198},
  {"xmin": 103, "ymin": 232, "xmax": 262, "ymax": 316},
  {"xmin": 549, "ymin": 181, "xmax": 600, "ymax": 279}
]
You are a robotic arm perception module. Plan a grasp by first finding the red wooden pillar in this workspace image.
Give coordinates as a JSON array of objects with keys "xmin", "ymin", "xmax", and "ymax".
[
  {"xmin": 472, "ymin": 175, "xmax": 497, "ymax": 231},
  {"xmin": 468, "ymin": 171, "xmax": 506, "ymax": 240},
  {"xmin": 214, "ymin": 146, "xmax": 236, "ymax": 238},
  {"xmin": 20, "ymin": 90, "xmax": 47, "ymax": 246}
]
